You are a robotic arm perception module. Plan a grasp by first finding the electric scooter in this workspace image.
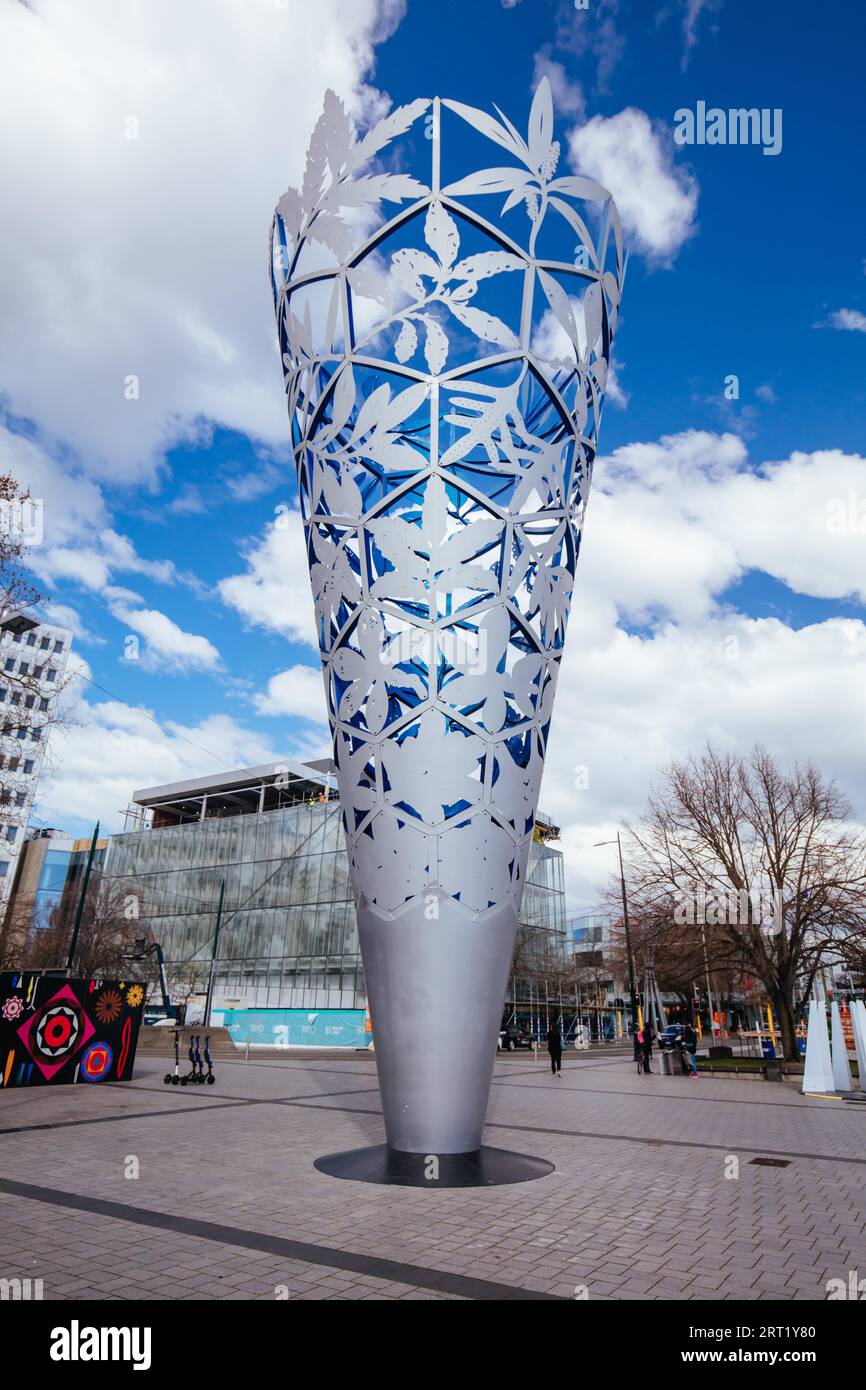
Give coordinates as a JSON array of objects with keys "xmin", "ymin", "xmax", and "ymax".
[
  {"xmin": 193, "ymin": 1034, "xmax": 205, "ymax": 1083},
  {"xmin": 163, "ymin": 1029, "xmax": 182, "ymax": 1085},
  {"xmin": 203, "ymin": 1035, "xmax": 215, "ymax": 1085},
  {"xmin": 180, "ymin": 1033, "xmax": 198, "ymax": 1086}
]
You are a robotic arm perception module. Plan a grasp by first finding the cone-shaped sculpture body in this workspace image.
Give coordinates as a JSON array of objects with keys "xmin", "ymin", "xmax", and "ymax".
[
  {"xmin": 831, "ymin": 1000, "xmax": 853, "ymax": 1092},
  {"xmin": 852, "ymin": 1000, "xmax": 866, "ymax": 1094},
  {"xmin": 270, "ymin": 82, "xmax": 624, "ymax": 1156},
  {"xmin": 802, "ymin": 999, "xmax": 835, "ymax": 1094},
  {"xmin": 357, "ymin": 897, "xmax": 515, "ymax": 1151}
]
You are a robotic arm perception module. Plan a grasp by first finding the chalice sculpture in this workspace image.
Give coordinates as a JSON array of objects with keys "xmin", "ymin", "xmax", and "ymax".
[{"xmin": 270, "ymin": 79, "xmax": 624, "ymax": 1184}]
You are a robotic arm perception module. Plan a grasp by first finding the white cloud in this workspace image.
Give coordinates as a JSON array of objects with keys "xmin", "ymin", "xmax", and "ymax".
[
  {"xmin": 41, "ymin": 603, "xmax": 102, "ymax": 644},
  {"xmin": 553, "ymin": 0, "xmax": 625, "ymax": 94},
  {"xmin": 543, "ymin": 609, "xmax": 866, "ymax": 909},
  {"xmin": 98, "ymin": 531, "xmax": 178, "ymax": 584},
  {"xmin": 31, "ymin": 532, "xmax": 181, "ymax": 594},
  {"xmin": 534, "ymin": 430, "xmax": 866, "ymax": 906},
  {"xmin": 818, "ymin": 308, "xmax": 866, "ymax": 334},
  {"xmin": 569, "ymin": 108, "xmax": 698, "ymax": 261},
  {"xmin": 33, "ymin": 546, "xmax": 112, "ymax": 592},
  {"xmin": 756, "ymin": 383, "xmax": 778, "ymax": 405},
  {"xmin": 109, "ymin": 604, "xmax": 221, "ymax": 673},
  {"xmin": 225, "ymin": 463, "xmax": 286, "ymax": 502},
  {"xmin": 0, "ymin": 424, "xmax": 106, "ymax": 545},
  {"xmin": 588, "ymin": 433, "xmax": 866, "ymax": 618},
  {"xmin": 1, "ymin": 423, "xmax": 188, "ymax": 605},
  {"xmin": 532, "ymin": 54, "xmax": 585, "ymax": 120},
  {"xmin": 681, "ymin": 0, "xmax": 720, "ymax": 71},
  {"xmin": 712, "ymin": 449, "xmax": 866, "ymax": 603},
  {"xmin": 0, "ymin": 0, "xmax": 402, "ymax": 481},
  {"xmin": 217, "ymin": 510, "xmax": 317, "ymax": 646},
  {"xmin": 165, "ymin": 486, "xmax": 207, "ymax": 517},
  {"xmin": 605, "ymin": 361, "xmax": 630, "ymax": 408},
  {"xmin": 39, "ymin": 677, "xmax": 286, "ymax": 831},
  {"xmin": 532, "ymin": 300, "xmax": 629, "ymax": 407},
  {"xmin": 254, "ymin": 664, "xmax": 327, "ymax": 722}
]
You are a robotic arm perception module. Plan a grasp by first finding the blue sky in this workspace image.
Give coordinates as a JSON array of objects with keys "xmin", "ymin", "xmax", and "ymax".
[{"xmin": 1, "ymin": 0, "xmax": 864, "ymax": 909}]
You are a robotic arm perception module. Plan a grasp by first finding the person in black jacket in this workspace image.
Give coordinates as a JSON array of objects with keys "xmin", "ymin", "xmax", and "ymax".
[
  {"xmin": 639, "ymin": 1018, "xmax": 655, "ymax": 1074},
  {"xmin": 547, "ymin": 1019, "xmax": 563, "ymax": 1077},
  {"xmin": 680, "ymin": 1022, "xmax": 699, "ymax": 1077}
]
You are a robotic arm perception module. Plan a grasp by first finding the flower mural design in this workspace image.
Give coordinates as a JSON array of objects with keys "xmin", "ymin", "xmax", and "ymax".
[{"xmin": 95, "ymin": 989, "xmax": 122, "ymax": 1025}]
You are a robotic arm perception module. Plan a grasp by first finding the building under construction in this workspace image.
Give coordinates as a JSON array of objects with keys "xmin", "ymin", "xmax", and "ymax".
[{"xmin": 103, "ymin": 761, "xmax": 568, "ymax": 1020}]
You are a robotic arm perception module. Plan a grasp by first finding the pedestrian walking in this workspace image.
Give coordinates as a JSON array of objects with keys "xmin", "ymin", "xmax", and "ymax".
[
  {"xmin": 680, "ymin": 1021, "xmax": 699, "ymax": 1078},
  {"xmin": 639, "ymin": 1018, "xmax": 655, "ymax": 1074},
  {"xmin": 547, "ymin": 1018, "xmax": 563, "ymax": 1077}
]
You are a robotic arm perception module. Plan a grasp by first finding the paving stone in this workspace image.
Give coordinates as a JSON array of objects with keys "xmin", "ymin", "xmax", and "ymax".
[{"xmin": 1, "ymin": 1051, "xmax": 863, "ymax": 1301}]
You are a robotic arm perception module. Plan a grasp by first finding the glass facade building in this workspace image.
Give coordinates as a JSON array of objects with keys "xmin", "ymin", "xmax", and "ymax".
[
  {"xmin": 108, "ymin": 799, "xmax": 358, "ymax": 1011},
  {"xmin": 0, "ymin": 616, "xmax": 73, "ymax": 917},
  {"xmin": 0, "ymin": 827, "xmax": 108, "ymax": 960},
  {"xmin": 103, "ymin": 764, "xmax": 567, "ymax": 1017}
]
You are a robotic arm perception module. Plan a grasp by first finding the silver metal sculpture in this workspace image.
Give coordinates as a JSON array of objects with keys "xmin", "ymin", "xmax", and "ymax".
[{"xmin": 271, "ymin": 80, "xmax": 624, "ymax": 1185}]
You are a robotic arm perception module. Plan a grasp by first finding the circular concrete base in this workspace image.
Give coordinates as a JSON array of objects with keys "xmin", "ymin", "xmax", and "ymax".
[{"xmin": 313, "ymin": 1143, "xmax": 554, "ymax": 1187}]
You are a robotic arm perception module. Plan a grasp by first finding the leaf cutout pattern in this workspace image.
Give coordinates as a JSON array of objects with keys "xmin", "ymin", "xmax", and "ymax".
[{"xmin": 271, "ymin": 77, "xmax": 624, "ymax": 918}]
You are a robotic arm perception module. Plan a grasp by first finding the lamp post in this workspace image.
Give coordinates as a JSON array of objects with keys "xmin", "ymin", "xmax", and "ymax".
[
  {"xmin": 65, "ymin": 821, "xmax": 99, "ymax": 976},
  {"xmin": 203, "ymin": 879, "xmax": 225, "ymax": 1030},
  {"xmin": 595, "ymin": 833, "xmax": 638, "ymax": 1053}
]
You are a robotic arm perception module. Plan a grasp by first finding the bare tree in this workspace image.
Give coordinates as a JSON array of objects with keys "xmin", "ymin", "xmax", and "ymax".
[
  {"xmin": 624, "ymin": 745, "xmax": 866, "ymax": 1059},
  {"xmin": 165, "ymin": 961, "xmax": 211, "ymax": 1019},
  {"xmin": 19, "ymin": 870, "xmax": 136, "ymax": 978}
]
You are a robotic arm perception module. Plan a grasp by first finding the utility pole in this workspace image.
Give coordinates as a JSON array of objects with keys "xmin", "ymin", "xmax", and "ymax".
[
  {"xmin": 65, "ymin": 822, "xmax": 99, "ymax": 976},
  {"xmin": 203, "ymin": 878, "xmax": 225, "ymax": 1028},
  {"xmin": 614, "ymin": 832, "xmax": 638, "ymax": 1054},
  {"xmin": 592, "ymin": 828, "xmax": 639, "ymax": 1045},
  {"xmin": 700, "ymin": 920, "xmax": 716, "ymax": 1040}
]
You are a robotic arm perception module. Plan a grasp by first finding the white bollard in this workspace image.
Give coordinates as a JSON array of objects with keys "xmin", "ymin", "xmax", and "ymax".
[
  {"xmin": 802, "ymin": 998, "xmax": 835, "ymax": 1094},
  {"xmin": 831, "ymin": 1000, "xmax": 853, "ymax": 1092},
  {"xmin": 851, "ymin": 1000, "xmax": 866, "ymax": 1093}
]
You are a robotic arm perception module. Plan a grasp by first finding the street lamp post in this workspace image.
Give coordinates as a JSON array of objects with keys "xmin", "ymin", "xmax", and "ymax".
[{"xmin": 596, "ymin": 833, "xmax": 639, "ymax": 1055}]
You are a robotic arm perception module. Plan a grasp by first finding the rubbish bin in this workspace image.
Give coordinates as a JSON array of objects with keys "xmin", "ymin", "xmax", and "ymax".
[{"xmin": 659, "ymin": 1050, "xmax": 674, "ymax": 1076}]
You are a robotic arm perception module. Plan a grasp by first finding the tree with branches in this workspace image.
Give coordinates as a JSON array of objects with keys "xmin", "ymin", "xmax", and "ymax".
[
  {"xmin": 621, "ymin": 745, "xmax": 866, "ymax": 1060},
  {"xmin": 17, "ymin": 870, "xmax": 136, "ymax": 978}
]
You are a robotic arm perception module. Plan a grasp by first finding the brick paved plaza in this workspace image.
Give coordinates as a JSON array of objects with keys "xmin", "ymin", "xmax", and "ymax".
[{"xmin": 1, "ymin": 1049, "xmax": 864, "ymax": 1301}]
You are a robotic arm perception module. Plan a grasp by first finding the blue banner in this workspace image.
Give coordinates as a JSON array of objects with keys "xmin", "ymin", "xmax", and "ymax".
[{"xmin": 220, "ymin": 1008, "xmax": 371, "ymax": 1049}]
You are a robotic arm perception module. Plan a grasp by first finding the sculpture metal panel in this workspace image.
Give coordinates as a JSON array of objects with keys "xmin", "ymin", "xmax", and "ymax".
[{"xmin": 271, "ymin": 80, "xmax": 624, "ymax": 1180}]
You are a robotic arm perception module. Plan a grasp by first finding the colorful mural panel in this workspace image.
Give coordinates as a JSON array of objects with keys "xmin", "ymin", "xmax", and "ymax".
[{"xmin": 0, "ymin": 973, "xmax": 145, "ymax": 1087}]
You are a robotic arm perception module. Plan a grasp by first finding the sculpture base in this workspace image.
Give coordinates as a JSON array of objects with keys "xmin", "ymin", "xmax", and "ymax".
[
  {"xmin": 356, "ymin": 898, "xmax": 519, "ymax": 1152},
  {"xmin": 314, "ymin": 1143, "xmax": 554, "ymax": 1188}
]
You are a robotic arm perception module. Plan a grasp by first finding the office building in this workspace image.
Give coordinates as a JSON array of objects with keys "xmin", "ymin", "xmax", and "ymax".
[
  {"xmin": 0, "ymin": 614, "xmax": 72, "ymax": 917},
  {"xmin": 0, "ymin": 827, "xmax": 110, "ymax": 961},
  {"xmin": 102, "ymin": 761, "xmax": 567, "ymax": 1019}
]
